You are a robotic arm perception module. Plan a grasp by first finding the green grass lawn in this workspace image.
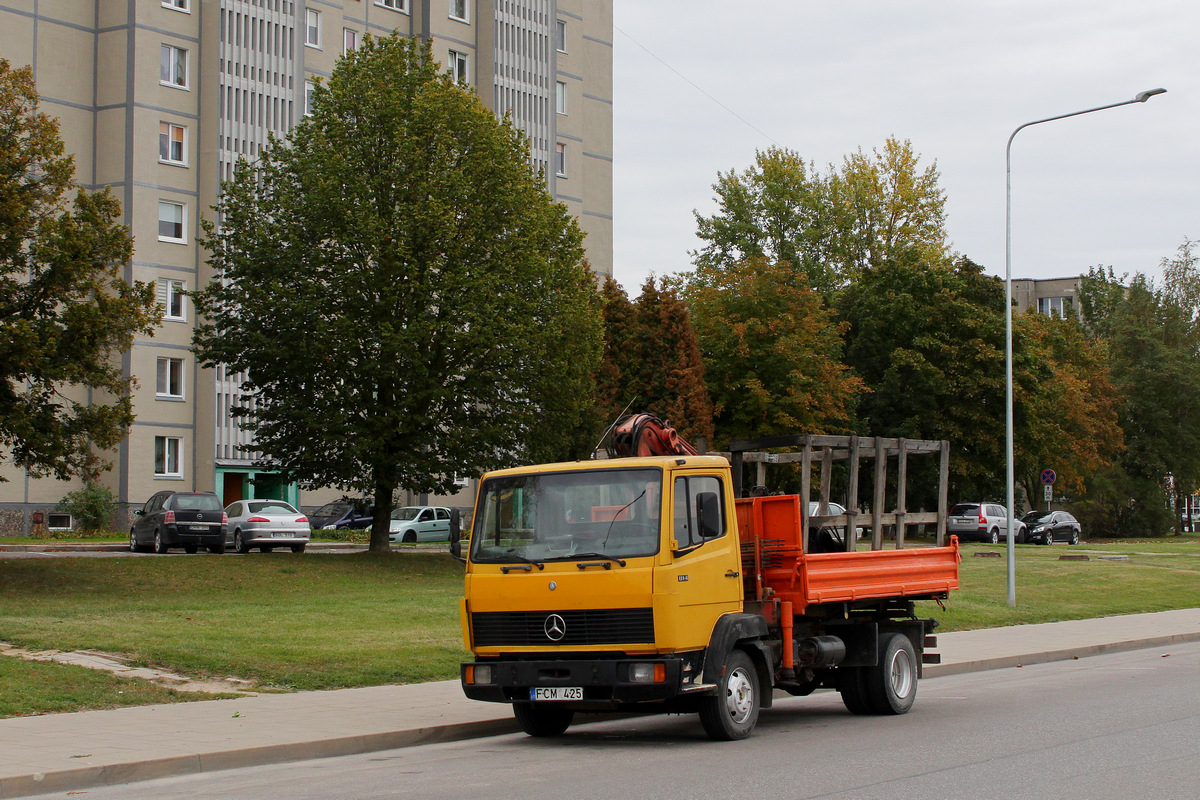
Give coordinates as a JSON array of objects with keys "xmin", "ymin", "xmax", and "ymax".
[{"xmin": 0, "ymin": 539, "xmax": 1197, "ymax": 717}]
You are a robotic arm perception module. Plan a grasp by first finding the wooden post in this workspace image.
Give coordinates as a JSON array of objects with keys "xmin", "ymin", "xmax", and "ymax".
[
  {"xmin": 937, "ymin": 440, "xmax": 950, "ymax": 545},
  {"xmin": 755, "ymin": 462, "xmax": 767, "ymax": 493},
  {"xmin": 819, "ymin": 447, "xmax": 833, "ymax": 512},
  {"xmin": 872, "ymin": 436, "xmax": 886, "ymax": 551},
  {"xmin": 846, "ymin": 436, "xmax": 860, "ymax": 552},
  {"xmin": 895, "ymin": 438, "xmax": 908, "ymax": 549},
  {"xmin": 800, "ymin": 444, "xmax": 813, "ymax": 553}
]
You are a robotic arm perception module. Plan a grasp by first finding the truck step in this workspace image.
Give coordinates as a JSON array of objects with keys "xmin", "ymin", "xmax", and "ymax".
[
  {"xmin": 922, "ymin": 653, "xmax": 941, "ymax": 664},
  {"xmin": 679, "ymin": 682, "xmax": 718, "ymax": 694},
  {"xmin": 924, "ymin": 635, "xmax": 938, "ymax": 648}
]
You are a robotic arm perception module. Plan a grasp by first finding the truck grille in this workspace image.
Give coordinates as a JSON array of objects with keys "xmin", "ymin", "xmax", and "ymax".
[{"xmin": 471, "ymin": 608, "xmax": 655, "ymax": 647}]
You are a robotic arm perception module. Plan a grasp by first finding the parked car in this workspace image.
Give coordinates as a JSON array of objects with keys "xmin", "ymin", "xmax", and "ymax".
[
  {"xmin": 389, "ymin": 506, "xmax": 452, "ymax": 543},
  {"xmin": 1020, "ymin": 510, "xmax": 1081, "ymax": 545},
  {"xmin": 130, "ymin": 491, "xmax": 227, "ymax": 554},
  {"xmin": 308, "ymin": 498, "xmax": 372, "ymax": 530},
  {"xmin": 224, "ymin": 499, "xmax": 311, "ymax": 553},
  {"xmin": 806, "ymin": 501, "xmax": 865, "ymax": 550},
  {"xmin": 948, "ymin": 502, "xmax": 1024, "ymax": 543}
]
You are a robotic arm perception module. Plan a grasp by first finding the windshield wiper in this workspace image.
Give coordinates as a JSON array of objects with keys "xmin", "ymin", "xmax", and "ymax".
[
  {"xmin": 499, "ymin": 553, "xmax": 545, "ymax": 573},
  {"xmin": 570, "ymin": 552, "xmax": 627, "ymax": 569}
]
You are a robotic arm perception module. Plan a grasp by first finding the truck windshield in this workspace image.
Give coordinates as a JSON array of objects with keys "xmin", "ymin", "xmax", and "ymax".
[{"xmin": 470, "ymin": 468, "xmax": 662, "ymax": 564}]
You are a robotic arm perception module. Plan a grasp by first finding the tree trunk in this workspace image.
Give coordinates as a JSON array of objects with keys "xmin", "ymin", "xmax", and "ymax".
[{"xmin": 368, "ymin": 479, "xmax": 394, "ymax": 553}]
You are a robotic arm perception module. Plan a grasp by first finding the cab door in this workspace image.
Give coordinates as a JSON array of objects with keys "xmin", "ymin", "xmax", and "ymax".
[{"xmin": 654, "ymin": 472, "xmax": 743, "ymax": 652}]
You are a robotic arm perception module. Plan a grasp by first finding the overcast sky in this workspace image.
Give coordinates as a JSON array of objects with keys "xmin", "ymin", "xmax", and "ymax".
[{"xmin": 609, "ymin": 0, "xmax": 1198, "ymax": 293}]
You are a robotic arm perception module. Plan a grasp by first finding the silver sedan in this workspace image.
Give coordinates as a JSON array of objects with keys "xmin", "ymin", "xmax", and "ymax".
[{"xmin": 224, "ymin": 500, "xmax": 311, "ymax": 554}]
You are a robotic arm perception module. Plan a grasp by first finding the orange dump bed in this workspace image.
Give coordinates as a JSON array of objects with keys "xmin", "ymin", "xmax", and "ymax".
[{"xmin": 735, "ymin": 494, "xmax": 960, "ymax": 613}]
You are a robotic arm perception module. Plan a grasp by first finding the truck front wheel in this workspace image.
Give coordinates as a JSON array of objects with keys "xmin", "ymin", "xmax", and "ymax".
[
  {"xmin": 699, "ymin": 649, "xmax": 760, "ymax": 741},
  {"xmin": 863, "ymin": 632, "xmax": 918, "ymax": 715},
  {"xmin": 513, "ymin": 703, "xmax": 573, "ymax": 737}
]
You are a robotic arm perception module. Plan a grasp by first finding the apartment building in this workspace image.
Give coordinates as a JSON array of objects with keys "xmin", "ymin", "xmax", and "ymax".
[
  {"xmin": 1011, "ymin": 277, "xmax": 1082, "ymax": 318},
  {"xmin": 0, "ymin": 0, "xmax": 613, "ymax": 535}
]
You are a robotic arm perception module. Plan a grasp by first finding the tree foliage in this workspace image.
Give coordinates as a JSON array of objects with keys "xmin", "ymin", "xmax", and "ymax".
[
  {"xmin": 0, "ymin": 60, "xmax": 158, "ymax": 482},
  {"xmin": 1078, "ymin": 257, "xmax": 1200, "ymax": 536},
  {"xmin": 192, "ymin": 36, "xmax": 602, "ymax": 551},
  {"xmin": 838, "ymin": 255, "xmax": 1006, "ymax": 500},
  {"xmin": 594, "ymin": 276, "xmax": 713, "ymax": 445},
  {"xmin": 683, "ymin": 257, "xmax": 862, "ymax": 448},
  {"xmin": 692, "ymin": 138, "xmax": 949, "ymax": 296}
]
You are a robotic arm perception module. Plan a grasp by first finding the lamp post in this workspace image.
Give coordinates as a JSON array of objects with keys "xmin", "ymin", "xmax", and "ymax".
[{"xmin": 1004, "ymin": 88, "xmax": 1166, "ymax": 607}]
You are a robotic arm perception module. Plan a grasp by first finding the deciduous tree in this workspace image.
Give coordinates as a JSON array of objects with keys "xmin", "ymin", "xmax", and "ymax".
[
  {"xmin": 193, "ymin": 36, "xmax": 601, "ymax": 552},
  {"xmin": 0, "ymin": 60, "xmax": 158, "ymax": 482},
  {"xmin": 683, "ymin": 257, "xmax": 863, "ymax": 448}
]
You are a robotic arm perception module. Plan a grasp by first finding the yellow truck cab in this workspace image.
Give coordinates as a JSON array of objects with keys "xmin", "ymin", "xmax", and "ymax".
[{"xmin": 459, "ymin": 437, "xmax": 959, "ymax": 740}]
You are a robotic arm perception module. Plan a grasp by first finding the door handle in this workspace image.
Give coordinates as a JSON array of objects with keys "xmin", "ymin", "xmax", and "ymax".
[{"xmin": 725, "ymin": 570, "xmax": 740, "ymax": 578}]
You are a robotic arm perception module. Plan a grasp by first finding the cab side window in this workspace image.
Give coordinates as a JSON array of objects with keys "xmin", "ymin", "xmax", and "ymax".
[{"xmin": 673, "ymin": 475, "xmax": 726, "ymax": 550}]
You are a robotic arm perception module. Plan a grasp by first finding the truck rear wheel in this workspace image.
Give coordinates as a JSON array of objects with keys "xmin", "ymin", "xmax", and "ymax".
[
  {"xmin": 837, "ymin": 667, "xmax": 871, "ymax": 714},
  {"xmin": 512, "ymin": 703, "xmax": 573, "ymax": 737},
  {"xmin": 862, "ymin": 632, "xmax": 918, "ymax": 715},
  {"xmin": 699, "ymin": 649, "xmax": 760, "ymax": 740}
]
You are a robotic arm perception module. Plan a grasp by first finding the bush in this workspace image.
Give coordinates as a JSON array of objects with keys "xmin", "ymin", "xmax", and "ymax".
[{"xmin": 56, "ymin": 484, "xmax": 116, "ymax": 533}]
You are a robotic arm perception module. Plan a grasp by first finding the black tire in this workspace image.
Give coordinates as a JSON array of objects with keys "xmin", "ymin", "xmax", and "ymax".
[
  {"xmin": 129, "ymin": 529, "xmax": 141, "ymax": 553},
  {"xmin": 183, "ymin": 544, "xmax": 198, "ymax": 554},
  {"xmin": 837, "ymin": 667, "xmax": 871, "ymax": 715},
  {"xmin": 699, "ymin": 649, "xmax": 760, "ymax": 740},
  {"xmin": 1044, "ymin": 533, "xmax": 1053, "ymax": 545},
  {"xmin": 209, "ymin": 539, "xmax": 226, "ymax": 555},
  {"xmin": 260, "ymin": 545, "xmax": 274, "ymax": 553},
  {"xmin": 1069, "ymin": 530, "xmax": 1079, "ymax": 545},
  {"xmin": 235, "ymin": 530, "xmax": 251, "ymax": 554},
  {"xmin": 154, "ymin": 529, "xmax": 169, "ymax": 554},
  {"xmin": 862, "ymin": 633, "xmax": 918, "ymax": 715},
  {"xmin": 402, "ymin": 531, "xmax": 416, "ymax": 544},
  {"xmin": 291, "ymin": 544, "xmax": 306, "ymax": 553},
  {"xmin": 990, "ymin": 528, "xmax": 999, "ymax": 544},
  {"xmin": 512, "ymin": 703, "xmax": 573, "ymax": 737}
]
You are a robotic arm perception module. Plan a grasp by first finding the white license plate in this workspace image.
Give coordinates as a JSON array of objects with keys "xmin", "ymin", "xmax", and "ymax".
[
  {"xmin": 189, "ymin": 524, "xmax": 209, "ymax": 531},
  {"xmin": 274, "ymin": 532, "xmax": 290, "ymax": 538},
  {"xmin": 531, "ymin": 687, "xmax": 582, "ymax": 701}
]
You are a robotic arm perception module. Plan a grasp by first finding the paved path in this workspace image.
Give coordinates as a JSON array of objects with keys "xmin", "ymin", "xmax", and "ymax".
[{"xmin": 2, "ymin": 608, "xmax": 1199, "ymax": 799}]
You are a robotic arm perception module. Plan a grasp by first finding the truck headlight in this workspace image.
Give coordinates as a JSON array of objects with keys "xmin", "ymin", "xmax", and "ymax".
[{"xmin": 628, "ymin": 663, "xmax": 665, "ymax": 683}]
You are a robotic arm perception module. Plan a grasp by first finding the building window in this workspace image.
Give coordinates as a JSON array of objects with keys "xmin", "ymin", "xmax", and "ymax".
[
  {"xmin": 159, "ymin": 122, "xmax": 186, "ymax": 165},
  {"xmin": 158, "ymin": 201, "xmax": 185, "ymax": 242},
  {"xmin": 160, "ymin": 44, "xmax": 188, "ymax": 88},
  {"xmin": 47, "ymin": 512, "xmax": 73, "ymax": 531},
  {"xmin": 154, "ymin": 436, "xmax": 183, "ymax": 478},
  {"xmin": 376, "ymin": 0, "xmax": 408, "ymax": 11},
  {"xmin": 305, "ymin": 9, "xmax": 321, "ymax": 48},
  {"xmin": 556, "ymin": 81, "xmax": 567, "ymax": 115},
  {"xmin": 555, "ymin": 143, "xmax": 567, "ymax": 177},
  {"xmin": 555, "ymin": 19, "xmax": 567, "ymax": 52},
  {"xmin": 449, "ymin": 0, "xmax": 468, "ymax": 22},
  {"xmin": 304, "ymin": 80, "xmax": 315, "ymax": 116},
  {"xmin": 1038, "ymin": 296, "xmax": 1070, "ymax": 318},
  {"xmin": 157, "ymin": 357, "xmax": 185, "ymax": 399},
  {"xmin": 161, "ymin": 279, "xmax": 187, "ymax": 321},
  {"xmin": 162, "ymin": 0, "xmax": 189, "ymax": 11},
  {"xmin": 343, "ymin": 28, "xmax": 358, "ymax": 55},
  {"xmin": 448, "ymin": 50, "xmax": 469, "ymax": 84}
]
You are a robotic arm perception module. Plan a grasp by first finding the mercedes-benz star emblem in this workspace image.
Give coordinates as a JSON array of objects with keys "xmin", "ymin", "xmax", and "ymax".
[{"xmin": 544, "ymin": 614, "xmax": 566, "ymax": 642}]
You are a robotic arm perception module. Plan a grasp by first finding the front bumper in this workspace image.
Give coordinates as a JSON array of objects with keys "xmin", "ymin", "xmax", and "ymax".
[{"xmin": 461, "ymin": 656, "xmax": 698, "ymax": 706}]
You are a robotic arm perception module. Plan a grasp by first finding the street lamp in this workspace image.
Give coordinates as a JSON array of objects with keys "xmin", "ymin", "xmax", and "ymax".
[{"xmin": 1004, "ymin": 88, "xmax": 1166, "ymax": 607}]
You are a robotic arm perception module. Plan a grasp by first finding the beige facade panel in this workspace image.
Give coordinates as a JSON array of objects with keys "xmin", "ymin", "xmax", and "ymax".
[
  {"xmin": 38, "ymin": 0, "xmax": 92, "ymax": 27},
  {"xmin": 94, "ymin": 107, "xmax": 128, "ymax": 188},
  {"xmin": 0, "ymin": 15, "xmax": 35, "ymax": 70},
  {"xmin": 35, "ymin": 22, "xmax": 95, "ymax": 108},
  {"xmin": 96, "ymin": 31, "xmax": 131, "ymax": 109}
]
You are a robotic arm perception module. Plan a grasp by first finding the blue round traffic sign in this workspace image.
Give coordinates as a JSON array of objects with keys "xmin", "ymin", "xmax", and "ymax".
[{"xmin": 1040, "ymin": 469, "xmax": 1057, "ymax": 485}]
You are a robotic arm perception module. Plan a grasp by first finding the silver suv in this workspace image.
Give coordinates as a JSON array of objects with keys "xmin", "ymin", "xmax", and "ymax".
[{"xmin": 948, "ymin": 502, "xmax": 1023, "ymax": 543}]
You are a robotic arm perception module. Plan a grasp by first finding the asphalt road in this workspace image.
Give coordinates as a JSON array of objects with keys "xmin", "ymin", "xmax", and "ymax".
[{"xmin": 25, "ymin": 642, "xmax": 1199, "ymax": 800}]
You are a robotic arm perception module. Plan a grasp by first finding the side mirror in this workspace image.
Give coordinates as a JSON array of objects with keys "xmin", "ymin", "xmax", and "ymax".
[
  {"xmin": 134, "ymin": 509, "xmax": 144, "ymax": 516},
  {"xmin": 696, "ymin": 492, "xmax": 721, "ymax": 539},
  {"xmin": 449, "ymin": 509, "xmax": 465, "ymax": 563}
]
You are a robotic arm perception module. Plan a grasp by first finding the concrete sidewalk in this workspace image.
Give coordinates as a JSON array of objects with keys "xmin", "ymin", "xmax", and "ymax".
[{"xmin": 3, "ymin": 608, "xmax": 1199, "ymax": 799}]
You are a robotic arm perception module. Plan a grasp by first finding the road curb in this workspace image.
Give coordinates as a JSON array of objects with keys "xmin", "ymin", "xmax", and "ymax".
[
  {"xmin": 0, "ymin": 717, "xmax": 522, "ymax": 799},
  {"xmin": 923, "ymin": 631, "xmax": 1200, "ymax": 678}
]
